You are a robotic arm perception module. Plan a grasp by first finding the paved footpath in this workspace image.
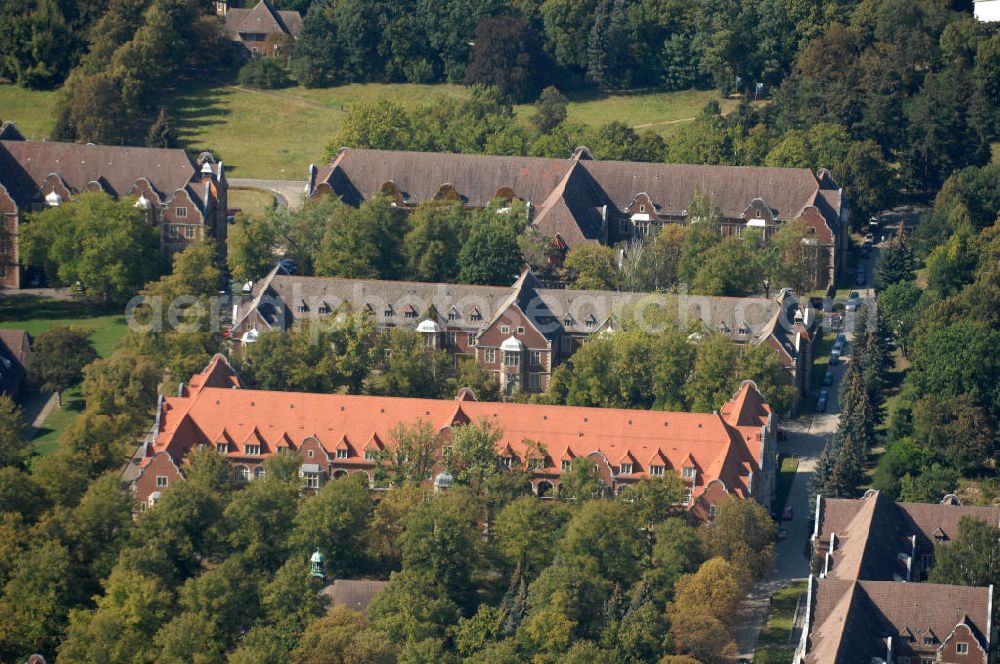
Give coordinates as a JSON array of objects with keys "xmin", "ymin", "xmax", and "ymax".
[{"xmin": 229, "ymin": 178, "xmax": 309, "ymax": 211}]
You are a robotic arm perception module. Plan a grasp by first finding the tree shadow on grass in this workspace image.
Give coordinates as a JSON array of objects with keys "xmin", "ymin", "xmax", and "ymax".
[{"xmin": 0, "ymin": 295, "xmax": 120, "ymax": 321}]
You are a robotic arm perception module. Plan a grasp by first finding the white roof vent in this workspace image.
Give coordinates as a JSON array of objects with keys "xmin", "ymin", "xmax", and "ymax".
[
  {"xmin": 500, "ymin": 335, "xmax": 524, "ymax": 352},
  {"xmin": 134, "ymin": 195, "xmax": 150, "ymax": 209},
  {"xmin": 416, "ymin": 319, "xmax": 441, "ymax": 334},
  {"xmin": 45, "ymin": 191, "xmax": 62, "ymax": 206}
]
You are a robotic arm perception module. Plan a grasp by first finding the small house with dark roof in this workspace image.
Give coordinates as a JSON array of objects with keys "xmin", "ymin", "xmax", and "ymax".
[
  {"xmin": 217, "ymin": 0, "xmax": 302, "ymax": 59},
  {"xmin": 0, "ymin": 128, "xmax": 228, "ymax": 289}
]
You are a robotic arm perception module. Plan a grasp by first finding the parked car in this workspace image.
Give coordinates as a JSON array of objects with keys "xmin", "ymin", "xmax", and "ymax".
[
  {"xmin": 815, "ymin": 391, "xmax": 828, "ymax": 412},
  {"xmin": 830, "ymin": 349, "xmax": 840, "ymax": 366},
  {"xmin": 823, "ymin": 369, "xmax": 833, "ymax": 386},
  {"xmin": 836, "ymin": 333, "xmax": 847, "ymax": 347},
  {"xmin": 782, "ymin": 506, "xmax": 794, "ymax": 520}
]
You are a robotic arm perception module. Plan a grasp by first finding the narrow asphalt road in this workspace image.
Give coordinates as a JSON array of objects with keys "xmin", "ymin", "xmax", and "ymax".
[
  {"xmin": 229, "ymin": 178, "xmax": 309, "ymax": 211},
  {"xmin": 734, "ymin": 253, "xmax": 879, "ymax": 658}
]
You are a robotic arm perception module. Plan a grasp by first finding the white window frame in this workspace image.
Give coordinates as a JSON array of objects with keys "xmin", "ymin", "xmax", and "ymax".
[
  {"xmin": 245, "ymin": 444, "xmax": 260, "ymax": 456},
  {"xmin": 650, "ymin": 464, "xmax": 665, "ymax": 476},
  {"xmin": 504, "ymin": 352, "xmax": 520, "ymax": 367},
  {"xmin": 530, "ymin": 350, "xmax": 541, "ymax": 365},
  {"xmin": 619, "ymin": 463, "xmax": 632, "ymax": 475},
  {"xmin": 484, "ymin": 348, "xmax": 496, "ymax": 363},
  {"xmin": 957, "ymin": 643, "xmax": 969, "ymax": 655},
  {"xmin": 302, "ymin": 472, "xmax": 319, "ymax": 489},
  {"xmin": 561, "ymin": 460, "xmax": 571, "ymax": 471},
  {"xmin": 709, "ymin": 504, "xmax": 718, "ymax": 518},
  {"xmin": 468, "ymin": 333, "xmax": 476, "ymax": 346},
  {"xmin": 216, "ymin": 442, "xmax": 227, "ymax": 453},
  {"xmin": 168, "ymin": 225, "xmax": 179, "ymax": 238},
  {"xmin": 528, "ymin": 372, "xmax": 540, "ymax": 389},
  {"xmin": 336, "ymin": 449, "xmax": 348, "ymax": 459},
  {"xmin": 500, "ymin": 325, "xmax": 510, "ymax": 334},
  {"xmin": 682, "ymin": 466, "xmax": 696, "ymax": 479},
  {"xmin": 517, "ymin": 326, "xmax": 525, "ymax": 334},
  {"xmin": 156, "ymin": 475, "xmax": 168, "ymax": 487},
  {"xmin": 175, "ymin": 206, "xmax": 188, "ymax": 218},
  {"xmin": 183, "ymin": 225, "xmax": 195, "ymax": 239}
]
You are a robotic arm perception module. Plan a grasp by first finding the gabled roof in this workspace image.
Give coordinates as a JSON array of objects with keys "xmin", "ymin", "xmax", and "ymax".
[
  {"xmin": 151, "ymin": 364, "xmax": 772, "ymax": 499},
  {"xmin": 224, "ymin": 0, "xmax": 302, "ymax": 39},
  {"xmin": 310, "ymin": 148, "xmax": 841, "ymax": 249},
  {"xmin": 816, "ymin": 492, "xmax": 1000, "ymax": 581},
  {"xmin": 805, "ymin": 579, "xmax": 993, "ymax": 663},
  {"xmin": 0, "ymin": 329, "xmax": 31, "ymax": 396},
  {"xmin": 0, "ymin": 139, "xmax": 199, "ymax": 208}
]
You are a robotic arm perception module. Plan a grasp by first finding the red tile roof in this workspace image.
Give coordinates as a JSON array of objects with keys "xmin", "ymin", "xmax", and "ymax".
[{"xmin": 147, "ymin": 361, "xmax": 773, "ymax": 504}]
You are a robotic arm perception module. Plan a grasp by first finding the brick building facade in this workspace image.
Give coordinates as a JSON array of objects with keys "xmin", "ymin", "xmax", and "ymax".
[
  {"xmin": 308, "ymin": 147, "xmax": 848, "ymax": 290},
  {"xmin": 0, "ymin": 125, "xmax": 228, "ymax": 289},
  {"xmin": 130, "ymin": 355, "xmax": 779, "ymax": 519},
  {"xmin": 232, "ymin": 268, "xmax": 816, "ymax": 400}
]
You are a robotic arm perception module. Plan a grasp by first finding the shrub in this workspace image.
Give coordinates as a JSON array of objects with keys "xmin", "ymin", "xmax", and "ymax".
[{"xmin": 237, "ymin": 58, "xmax": 291, "ymax": 89}]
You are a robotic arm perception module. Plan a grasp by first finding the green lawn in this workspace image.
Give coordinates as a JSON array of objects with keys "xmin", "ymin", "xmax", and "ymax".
[
  {"xmin": 773, "ymin": 455, "xmax": 799, "ymax": 514},
  {"xmin": 514, "ymin": 87, "xmax": 737, "ymax": 135},
  {"xmin": 29, "ymin": 386, "xmax": 85, "ymax": 457},
  {"xmin": 1, "ymin": 77, "xmax": 735, "ymax": 179},
  {"xmin": 0, "ymin": 84, "xmax": 58, "ymax": 140},
  {"xmin": 0, "ymin": 296, "xmax": 128, "ymax": 358},
  {"xmin": 992, "ymin": 142, "xmax": 999, "ymax": 163},
  {"xmin": 754, "ymin": 581, "xmax": 808, "ymax": 663},
  {"xmin": 0, "ymin": 296, "xmax": 128, "ymax": 455},
  {"xmin": 229, "ymin": 186, "xmax": 276, "ymax": 220},
  {"xmin": 167, "ymin": 76, "xmax": 470, "ymax": 179}
]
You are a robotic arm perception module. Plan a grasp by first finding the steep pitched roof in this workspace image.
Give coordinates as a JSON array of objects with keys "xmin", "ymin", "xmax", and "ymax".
[
  {"xmin": 805, "ymin": 579, "xmax": 993, "ymax": 663},
  {"xmin": 310, "ymin": 148, "xmax": 840, "ymax": 249},
  {"xmin": 320, "ymin": 579, "xmax": 388, "ymax": 613},
  {"xmin": 0, "ymin": 140, "xmax": 198, "ymax": 206},
  {"xmin": 224, "ymin": 0, "xmax": 302, "ymax": 39},
  {"xmin": 816, "ymin": 492, "xmax": 1000, "ymax": 581},
  {"xmin": 150, "ymin": 365, "xmax": 773, "ymax": 502}
]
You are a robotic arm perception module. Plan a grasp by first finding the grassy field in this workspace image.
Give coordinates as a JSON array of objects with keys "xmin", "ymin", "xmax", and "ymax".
[
  {"xmin": 229, "ymin": 187, "xmax": 276, "ymax": 219},
  {"xmin": 0, "ymin": 296, "xmax": 128, "ymax": 455},
  {"xmin": 0, "ymin": 84, "xmax": 58, "ymax": 140},
  {"xmin": 536, "ymin": 87, "xmax": 737, "ymax": 132},
  {"xmin": 0, "ymin": 78, "xmax": 733, "ymax": 179},
  {"xmin": 0, "ymin": 295, "xmax": 128, "ymax": 357},
  {"xmin": 754, "ymin": 581, "xmax": 808, "ymax": 663}
]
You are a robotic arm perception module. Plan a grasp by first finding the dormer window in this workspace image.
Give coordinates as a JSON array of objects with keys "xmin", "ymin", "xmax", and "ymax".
[
  {"xmin": 527, "ymin": 458, "xmax": 542, "ymax": 470},
  {"xmin": 471, "ymin": 308, "xmax": 482, "ymax": 322},
  {"xmin": 297, "ymin": 303, "xmax": 308, "ymax": 313},
  {"xmin": 501, "ymin": 456, "xmax": 513, "ymax": 469},
  {"xmin": 245, "ymin": 444, "xmax": 260, "ymax": 456},
  {"xmin": 404, "ymin": 310, "xmax": 416, "ymax": 320},
  {"xmin": 561, "ymin": 460, "xmax": 571, "ymax": 471},
  {"xmin": 318, "ymin": 303, "xmax": 331, "ymax": 315},
  {"xmin": 384, "ymin": 306, "xmax": 393, "ymax": 318},
  {"xmin": 448, "ymin": 308, "xmax": 459, "ymax": 321},
  {"xmin": 336, "ymin": 449, "xmax": 348, "ymax": 459},
  {"xmin": 563, "ymin": 315, "xmax": 573, "ymax": 326},
  {"xmin": 620, "ymin": 463, "xmax": 632, "ymax": 475},
  {"xmin": 650, "ymin": 464, "xmax": 665, "ymax": 476},
  {"xmin": 216, "ymin": 442, "xmax": 227, "ymax": 453},
  {"xmin": 719, "ymin": 322, "xmax": 730, "ymax": 333},
  {"xmin": 365, "ymin": 449, "xmax": 376, "ymax": 460},
  {"xmin": 585, "ymin": 314, "xmax": 597, "ymax": 328},
  {"xmin": 739, "ymin": 323, "xmax": 752, "ymax": 335},
  {"xmin": 682, "ymin": 466, "xmax": 696, "ymax": 479},
  {"xmin": 923, "ymin": 636, "xmax": 934, "ymax": 645}
]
